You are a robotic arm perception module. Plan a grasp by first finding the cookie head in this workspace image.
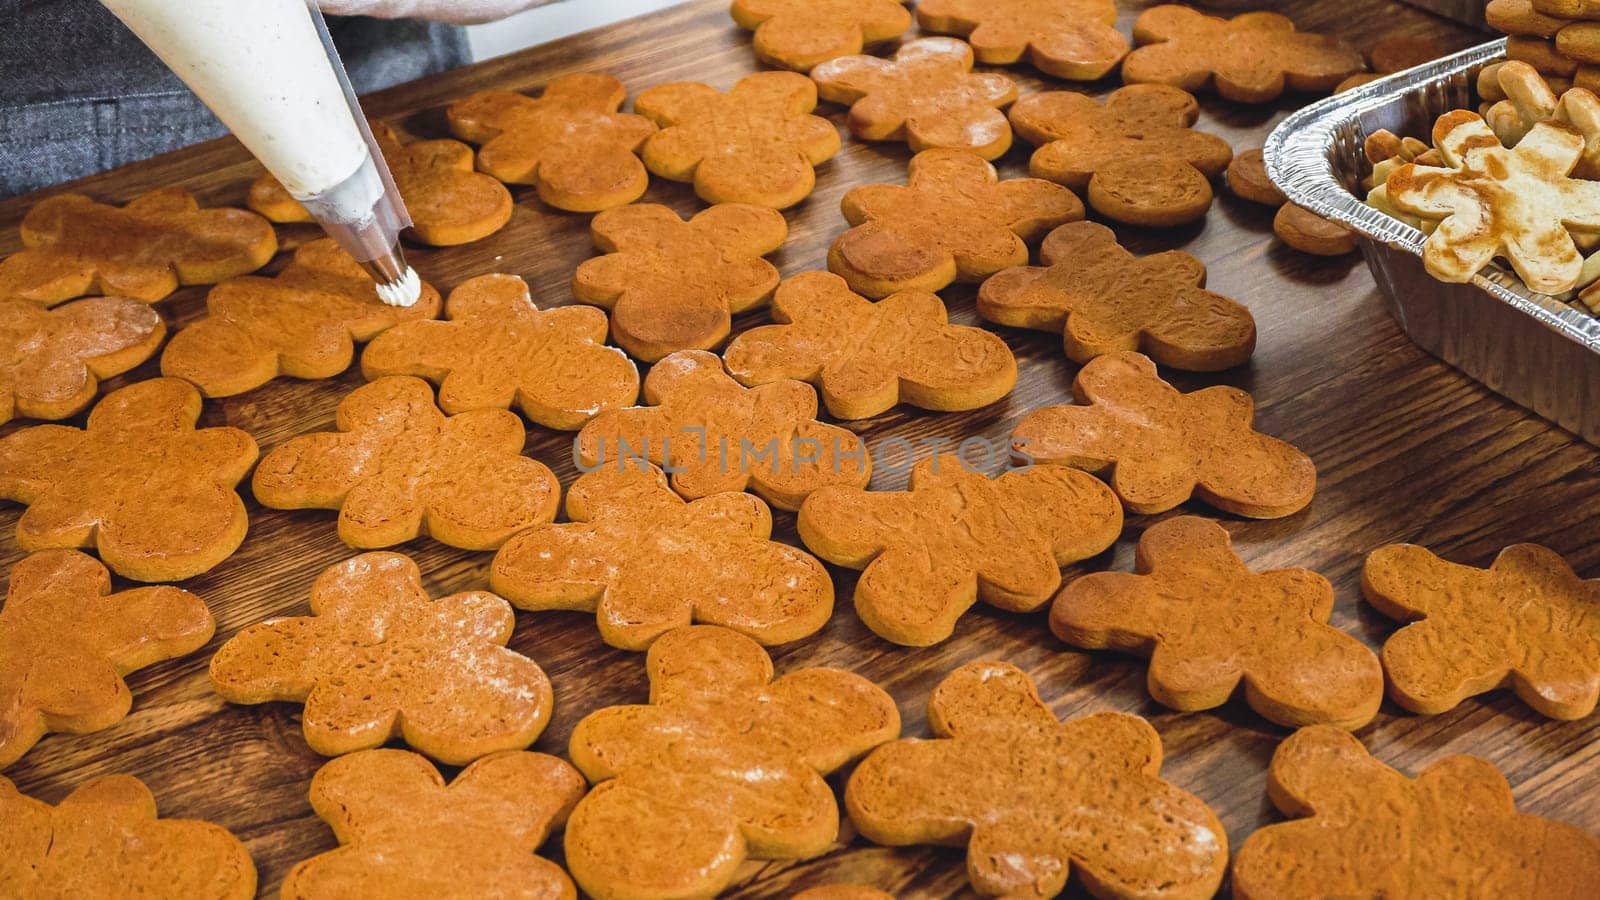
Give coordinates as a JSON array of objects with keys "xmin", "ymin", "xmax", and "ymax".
[{"xmin": 730, "ymin": 0, "xmax": 913, "ymax": 72}]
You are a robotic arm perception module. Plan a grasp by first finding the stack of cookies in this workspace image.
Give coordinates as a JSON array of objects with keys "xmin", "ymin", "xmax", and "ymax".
[{"xmin": 1490, "ymin": 0, "xmax": 1600, "ymax": 92}]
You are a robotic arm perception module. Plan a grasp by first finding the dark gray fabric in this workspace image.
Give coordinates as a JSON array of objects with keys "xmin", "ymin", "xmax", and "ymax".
[{"xmin": 0, "ymin": 0, "xmax": 470, "ymax": 199}]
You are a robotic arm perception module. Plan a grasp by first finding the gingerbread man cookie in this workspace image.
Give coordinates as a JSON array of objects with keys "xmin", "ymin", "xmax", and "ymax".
[
  {"xmin": 1387, "ymin": 110, "xmax": 1600, "ymax": 293},
  {"xmin": 0, "ymin": 773, "xmax": 256, "ymax": 898},
  {"xmin": 724, "ymin": 271, "xmax": 1017, "ymax": 419},
  {"xmin": 916, "ymin": 0, "xmax": 1129, "ymax": 81},
  {"xmin": 1362, "ymin": 543, "xmax": 1600, "ymax": 719},
  {"xmin": 636, "ymin": 71, "xmax": 840, "ymax": 208},
  {"xmin": 0, "ymin": 296, "xmax": 165, "ymax": 425},
  {"xmin": 209, "ymin": 551, "xmax": 553, "ymax": 765},
  {"xmin": 248, "ymin": 122, "xmax": 512, "ymax": 246},
  {"xmin": 811, "ymin": 37, "xmax": 1020, "ymax": 160},
  {"xmin": 448, "ymin": 72, "xmax": 656, "ymax": 212},
  {"xmin": 564, "ymin": 625, "xmax": 901, "ymax": 900},
  {"xmin": 1053, "ymin": 516, "xmax": 1383, "ymax": 729},
  {"xmin": 0, "ymin": 550, "xmax": 214, "ymax": 770},
  {"xmin": 1232, "ymin": 726, "xmax": 1600, "ymax": 899},
  {"xmin": 281, "ymin": 749, "xmax": 583, "ymax": 900},
  {"xmin": 846, "ymin": 661, "xmax": 1228, "ymax": 899},
  {"xmin": 0, "ymin": 377, "xmax": 257, "ymax": 582},
  {"xmin": 0, "ymin": 188, "xmax": 276, "ymax": 306},
  {"xmin": 252, "ymin": 376, "xmax": 559, "ymax": 551},
  {"xmin": 829, "ymin": 148, "xmax": 1083, "ymax": 298},
  {"xmin": 576, "ymin": 350, "xmax": 870, "ymax": 511},
  {"xmin": 1011, "ymin": 352, "xmax": 1316, "ymax": 519},
  {"xmin": 731, "ymin": 0, "xmax": 912, "ymax": 72},
  {"xmin": 1009, "ymin": 84, "xmax": 1232, "ymax": 226},
  {"xmin": 573, "ymin": 203, "xmax": 786, "ymax": 362},
  {"xmin": 978, "ymin": 221, "xmax": 1256, "ymax": 371},
  {"xmin": 1123, "ymin": 6, "xmax": 1365, "ymax": 103},
  {"xmin": 798, "ymin": 455, "xmax": 1122, "ymax": 646},
  {"xmin": 491, "ymin": 463, "xmax": 832, "ymax": 650},
  {"xmin": 361, "ymin": 273, "xmax": 639, "ymax": 430},
  {"xmin": 160, "ymin": 239, "xmax": 442, "ymax": 398}
]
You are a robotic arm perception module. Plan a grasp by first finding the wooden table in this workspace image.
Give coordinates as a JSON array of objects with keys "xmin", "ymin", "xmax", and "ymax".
[{"xmin": 3, "ymin": 1, "xmax": 1594, "ymax": 896}]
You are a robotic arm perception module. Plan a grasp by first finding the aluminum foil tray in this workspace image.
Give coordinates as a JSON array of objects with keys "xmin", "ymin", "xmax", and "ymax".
[
  {"xmin": 1266, "ymin": 39, "xmax": 1600, "ymax": 445},
  {"xmin": 1398, "ymin": 0, "xmax": 1492, "ymax": 29}
]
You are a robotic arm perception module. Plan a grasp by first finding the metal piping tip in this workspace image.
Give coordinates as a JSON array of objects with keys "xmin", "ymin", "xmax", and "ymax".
[{"xmin": 359, "ymin": 239, "xmax": 421, "ymax": 307}]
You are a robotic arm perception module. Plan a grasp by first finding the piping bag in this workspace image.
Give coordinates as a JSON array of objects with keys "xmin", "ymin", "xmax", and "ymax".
[{"xmin": 99, "ymin": 0, "xmax": 421, "ymax": 306}]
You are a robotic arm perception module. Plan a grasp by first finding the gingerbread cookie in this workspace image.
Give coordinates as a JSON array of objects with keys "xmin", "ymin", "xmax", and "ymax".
[
  {"xmin": 798, "ymin": 455, "xmax": 1122, "ymax": 646},
  {"xmin": 492, "ymin": 463, "xmax": 832, "ymax": 650},
  {"xmin": 978, "ymin": 221, "xmax": 1256, "ymax": 371},
  {"xmin": 573, "ymin": 203, "xmax": 786, "ymax": 362},
  {"xmin": 0, "ymin": 550, "xmax": 214, "ymax": 769},
  {"xmin": 1489, "ymin": 0, "xmax": 1569, "ymax": 38},
  {"xmin": 1232, "ymin": 726, "xmax": 1600, "ymax": 899},
  {"xmin": 209, "ymin": 551, "xmax": 553, "ymax": 764},
  {"xmin": 1053, "ymin": 516, "xmax": 1383, "ymax": 729},
  {"xmin": 1011, "ymin": 352, "xmax": 1316, "ymax": 518},
  {"xmin": 915, "ymin": 0, "xmax": 1128, "ymax": 81},
  {"xmin": 0, "ymin": 774, "xmax": 256, "ymax": 898},
  {"xmin": 252, "ymin": 376, "xmax": 559, "ymax": 551},
  {"xmin": 635, "ymin": 71, "xmax": 840, "ymax": 208},
  {"xmin": 1362, "ymin": 543, "xmax": 1600, "ymax": 719},
  {"xmin": 724, "ymin": 271, "xmax": 1017, "ymax": 419},
  {"xmin": 829, "ymin": 148, "xmax": 1082, "ymax": 298},
  {"xmin": 0, "ymin": 188, "xmax": 276, "ymax": 306},
  {"xmin": 0, "ymin": 377, "xmax": 257, "ymax": 582},
  {"xmin": 811, "ymin": 37, "xmax": 1019, "ymax": 160},
  {"xmin": 0, "ymin": 296, "xmax": 165, "ymax": 425},
  {"xmin": 1537, "ymin": 0, "xmax": 1600, "ymax": 15},
  {"xmin": 564, "ymin": 625, "xmax": 901, "ymax": 900},
  {"xmin": 248, "ymin": 122, "xmax": 512, "ymax": 246},
  {"xmin": 1226, "ymin": 148, "xmax": 1289, "ymax": 206},
  {"xmin": 846, "ymin": 661, "xmax": 1227, "ymax": 899},
  {"xmin": 1388, "ymin": 110, "xmax": 1600, "ymax": 292},
  {"xmin": 577, "ymin": 350, "xmax": 870, "ymax": 511},
  {"xmin": 1122, "ymin": 5, "xmax": 1365, "ymax": 103},
  {"xmin": 160, "ymin": 239, "xmax": 441, "ymax": 398},
  {"xmin": 281, "ymin": 749, "xmax": 583, "ymax": 900},
  {"xmin": 1273, "ymin": 203, "xmax": 1359, "ymax": 256},
  {"xmin": 361, "ymin": 273, "xmax": 638, "ymax": 430},
  {"xmin": 1011, "ymin": 83, "xmax": 1231, "ymax": 227},
  {"xmin": 448, "ymin": 73, "xmax": 655, "ymax": 212},
  {"xmin": 730, "ymin": 0, "xmax": 912, "ymax": 72}
]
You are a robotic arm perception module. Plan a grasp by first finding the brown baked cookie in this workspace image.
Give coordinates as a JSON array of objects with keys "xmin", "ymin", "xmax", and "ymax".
[
  {"xmin": 0, "ymin": 188, "xmax": 275, "ymax": 306},
  {"xmin": 160, "ymin": 239, "xmax": 442, "ymax": 398},
  {"xmin": 361, "ymin": 273, "xmax": 638, "ymax": 430},
  {"xmin": 577, "ymin": 350, "xmax": 870, "ymax": 511},
  {"xmin": 1362, "ymin": 543, "xmax": 1600, "ymax": 719},
  {"xmin": 1225, "ymin": 148, "xmax": 1289, "ymax": 206},
  {"xmin": 724, "ymin": 271, "xmax": 1017, "ymax": 419},
  {"xmin": 730, "ymin": 0, "xmax": 912, "ymax": 72},
  {"xmin": 916, "ymin": 0, "xmax": 1128, "ymax": 81},
  {"xmin": 1011, "ymin": 351, "xmax": 1316, "ymax": 518},
  {"xmin": 565, "ymin": 625, "xmax": 901, "ymax": 900},
  {"xmin": 209, "ymin": 551, "xmax": 553, "ymax": 765},
  {"xmin": 1506, "ymin": 34, "xmax": 1579, "ymax": 77},
  {"xmin": 0, "ymin": 377, "xmax": 257, "ymax": 582},
  {"xmin": 846, "ymin": 661, "xmax": 1228, "ymax": 899},
  {"xmin": 0, "ymin": 773, "xmax": 256, "ymax": 898},
  {"xmin": 1123, "ymin": 5, "xmax": 1365, "ymax": 103},
  {"xmin": 491, "ymin": 463, "xmax": 833, "ymax": 650},
  {"xmin": 573, "ymin": 203, "xmax": 786, "ymax": 362},
  {"xmin": 447, "ymin": 73, "xmax": 656, "ymax": 212},
  {"xmin": 1537, "ymin": 0, "xmax": 1600, "ymax": 16},
  {"xmin": 636, "ymin": 71, "xmax": 840, "ymax": 209},
  {"xmin": 252, "ymin": 376, "xmax": 559, "ymax": 551},
  {"xmin": 0, "ymin": 296, "xmax": 165, "ymax": 425},
  {"xmin": 280, "ymin": 749, "xmax": 583, "ymax": 900},
  {"xmin": 829, "ymin": 148, "xmax": 1083, "ymax": 298},
  {"xmin": 1053, "ymin": 516, "xmax": 1383, "ymax": 729},
  {"xmin": 1009, "ymin": 84, "xmax": 1230, "ymax": 226},
  {"xmin": 978, "ymin": 221, "xmax": 1256, "ymax": 371},
  {"xmin": 1232, "ymin": 726, "xmax": 1600, "ymax": 900},
  {"xmin": 798, "ymin": 455, "xmax": 1122, "ymax": 646},
  {"xmin": 1561, "ymin": 23, "xmax": 1600, "ymax": 65},
  {"xmin": 1273, "ymin": 203, "xmax": 1358, "ymax": 256},
  {"xmin": 793, "ymin": 887, "xmax": 895, "ymax": 900},
  {"xmin": 811, "ymin": 37, "xmax": 1019, "ymax": 159},
  {"xmin": 0, "ymin": 550, "xmax": 214, "ymax": 770},
  {"xmin": 1488, "ymin": 0, "xmax": 1568, "ymax": 38},
  {"xmin": 247, "ymin": 122, "xmax": 512, "ymax": 246}
]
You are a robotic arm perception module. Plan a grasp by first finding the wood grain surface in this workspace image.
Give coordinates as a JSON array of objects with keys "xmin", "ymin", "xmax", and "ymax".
[{"xmin": 3, "ymin": 2, "xmax": 1596, "ymax": 897}]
